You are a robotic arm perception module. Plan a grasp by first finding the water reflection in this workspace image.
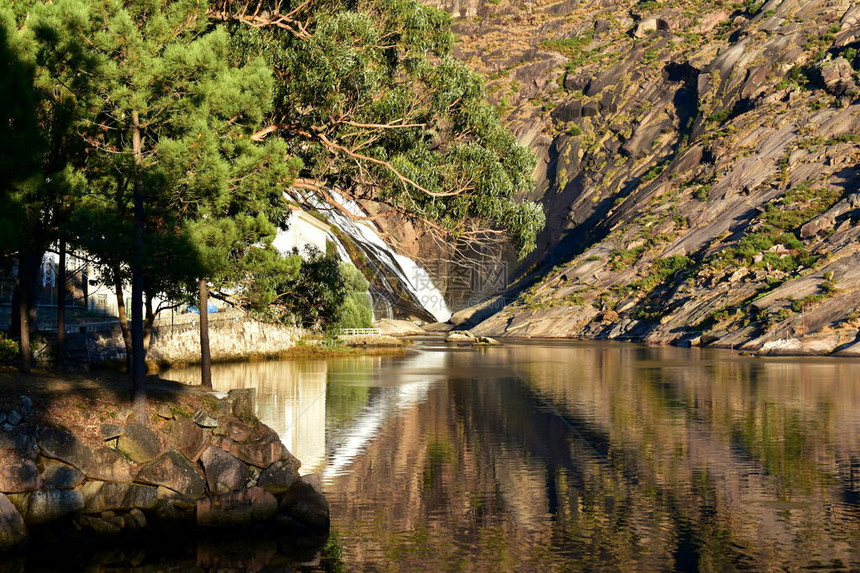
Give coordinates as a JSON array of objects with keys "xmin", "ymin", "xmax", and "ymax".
[
  {"xmin": 166, "ymin": 343, "xmax": 860, "ymax": 571},
  {"xmin": 168, "ymin": 359, "xmax": 335, "ymax": 473}
]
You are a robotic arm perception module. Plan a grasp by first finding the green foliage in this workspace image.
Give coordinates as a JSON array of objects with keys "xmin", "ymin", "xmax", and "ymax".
[
  {"xmin": 24, "ymin": 0, "xmax": 299, "ymax": 312},
  {"xmin": 256, "ymin": 248, "xmax": 349, "ymax": 329},
  {"xmin": 609, "ymin": 246, "xmax": 647, "ymax": 271},
  {"xmin": 0, "ymin": 333, "xmax": 19, "ymax": 363},
  {"xmin": 230, "ymin": 0, "xmax": 544, "ymax": 257},
  {"xmin": 540, "ymin": 32, "xmax": 594, "ymax": 59},
  {"xmin": 709, "ymin": 183, "xmax": 840, "ymax": 273},
  {"xmin": 640, "ymin": 163, "xmax": 667, "ymax": 183},
  {"xmin": 567, "ymin": 124, "xmax": 583, "ymax": 136},
  {"xmin": 336, "ymin": 263, "xmax": 373, "ymax": 329},
  {"xmin": 540, "ymin": 31, "xmax": 602, "ymax": 71},
  {"xmin": 707, "ymin": 109, "xmax": 733, "ymax": 125},
  {"xmin": 693, "ymin": 184, "xmax": 711, "ymax": 201},
  {"xmin": 775, "ymin": 65, "xmax": 811, "ymax": 91},
  {"xmin": 5, "ymin": 0, "xmax": 545, "ymax": 342},
  {"xmin": 631, "ymin": 255, "xmax": 691, "ymax": 293},
  {"xmin": 736, "ymin": 1, "xmax": 763, "ymax": 14}
]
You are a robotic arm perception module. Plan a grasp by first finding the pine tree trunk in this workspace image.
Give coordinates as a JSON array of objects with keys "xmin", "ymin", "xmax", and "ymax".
[
  {"xmin": 56, "ymin": 240, "xmax": 66, "ymax": 371},
  {"xmin": 114, "ymin": 268, "xmax": 132, "ymax": 370},
  {"xmin": 130, "ymin": 110, "xmax": 146, "ymax": 417},
  {"xmin": 199, "ymin": 278, "xmax": 212, "ymax": 389},
  {"xmin": 17, "ymin": 268, "xmax": 30, "ymax": 374}
]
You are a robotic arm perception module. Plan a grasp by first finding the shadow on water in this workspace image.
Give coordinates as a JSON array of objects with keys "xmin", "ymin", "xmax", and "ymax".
[{"xmin": 1, "ymin": 524, "xmax": 327, "ymax": 572}]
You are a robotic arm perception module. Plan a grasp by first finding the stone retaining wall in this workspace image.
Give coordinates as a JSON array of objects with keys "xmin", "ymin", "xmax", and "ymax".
[
  {"xmin": 0, "ymin": 390, "xmax": 328, "ymax": 551},
  {"xmin": 148, "ymin": 313, "xmax": 302, "ymax": 365},
  {"xmin": 77, "ymin": 312, "xmax": 302, "ymax": 366}
]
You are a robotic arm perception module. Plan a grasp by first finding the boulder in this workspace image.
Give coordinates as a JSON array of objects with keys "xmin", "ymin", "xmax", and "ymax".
[
  {"xmin": 446, "ymin": 330, "xmax": 476, "ymax": 342},
  {"xmin": 99, "ymin": 424, "xmax": 124, "ymax": 441},
  {"xmin": 137, "ymin": 451, "xmax": 206, "ymax": 499},
  {"xmin": 226, "ymin": 389, "xmax": 256, "ymax": 421},
  {"xmin": 196, "ymin": 487, "xmax": 278, "ymax": 527},
  {"xmin": 22, "ymin": 489, "xmax": 84, "ymax": 525},
  {"xmin": 39, "ymin": 427, "xmax": 133, "ymax": 483},
  {"xmin": 551, "ymin": 99, "xmax": 583, "ymax": 122},
  {"xmin": 0, "ymin": 450, "xmax": 41, "ymax": 493},
  {"xmin": 165, "ymin": 416, "xmax": 208, "ymax": 462},
  {"xmin": 82, "ymin": 481, "xmax": 157, "ymax": 512},
  {"xmin": 633, "ymin": 17, "xmax": 670, "ymax": 38},
  {"xmin": 374, "ymin": 319, "xmax": 427, "ymax": 336},
  {"xmin": 40, "ymin": 459, "xmax": 85, "ymax": 490},
  {"xmin": 0, "ymin": 494, "xmax": 27, "ymax": 550},
  {"xmin": 17, "ymin": 397, "xmax": 32, "ymax": 417},
  {"xmin": 820, "ymin": 57, "xmax": 857, "ymax": 97},
  {"xmin": 277, "ymin": 474, "xmax": 330, "ymax": 530},
  {"xmin": 128, "ymin": 508, "xmax": 147, "ymax": 529},
  {"xmin": 257, "ymin": 455, "xmax": 301, "ymax": 494},
  {"xmin": 155, "ymin": 404, "xmax": 174, "ymax": 420},
  {"xmin": 0, "ymin": 428, "xmax": 37, "ymax": 455},
  {"xmin": 213, "ymin": 433, "xmax": 286, "ymax": 469},
  {"xmin": 214, "ymin": 418, "xmax": 254, "ymax": 443},
  {"xmin": 200, "ymin": 447, "xmax": 251, "ymax": 495},
  {"xmin": 153, "ymin": 486, "xmax": 196, "ymax": 523},
  {"xmin": 156, "ymin": 485, "xmax": 196, "ymax": 510},
  {"xmin": 85, "ymin": 447, "xmax": 135, "ymax": 483},
  {"xmin": 192, "ymin": 410, "xmax": 219, "ymax": 428},
  {"xmin": 117, "ymin": 422, "xmax": 161, "ymax": 464}
]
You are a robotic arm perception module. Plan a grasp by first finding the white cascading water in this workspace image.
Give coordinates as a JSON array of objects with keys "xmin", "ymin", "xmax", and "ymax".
[{"xmin": 285, "ymin": 189, "xmax": 452, "ymax": 323}]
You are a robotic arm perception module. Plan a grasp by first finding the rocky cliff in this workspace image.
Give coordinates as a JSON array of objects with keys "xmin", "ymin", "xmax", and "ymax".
[{"xmin": 423, "ymin": 0, "xmax": 860, "ymax": 355}]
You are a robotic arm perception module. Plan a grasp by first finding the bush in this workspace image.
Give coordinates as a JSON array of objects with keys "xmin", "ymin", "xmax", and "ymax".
[
  {"xmin": 335, "ymin": 263, "xmax": 373, "ymax": 330},
  {"xmin": 0, "ymin": 333, "xmax": 19, "ymax": 363}
]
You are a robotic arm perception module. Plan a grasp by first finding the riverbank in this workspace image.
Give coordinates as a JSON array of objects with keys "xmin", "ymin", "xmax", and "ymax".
[{"xmin": 0, "ymin": 368, "xmax": 329, "ymax": 557}]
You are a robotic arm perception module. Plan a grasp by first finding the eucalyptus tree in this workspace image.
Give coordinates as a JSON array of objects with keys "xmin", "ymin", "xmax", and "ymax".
[{"xmin": 214, "ymin": 0, "xmax": 545, "ymax": 259}]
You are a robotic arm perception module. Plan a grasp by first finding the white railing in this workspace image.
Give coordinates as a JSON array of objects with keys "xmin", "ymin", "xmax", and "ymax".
[{"xmin": 339, "ymin": 328, "xmax": 381, "ymax": 337}]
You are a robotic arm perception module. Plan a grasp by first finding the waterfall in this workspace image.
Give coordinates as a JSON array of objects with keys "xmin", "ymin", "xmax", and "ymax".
[{"xmin": 286, "ymin": 189, "xmax": 452, "ymax": 323}]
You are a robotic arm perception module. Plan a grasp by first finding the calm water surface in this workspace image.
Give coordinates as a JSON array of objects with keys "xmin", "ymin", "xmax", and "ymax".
[{"xmin": 166, "ymin": 340, "xmax": 860, "ymax": 572}]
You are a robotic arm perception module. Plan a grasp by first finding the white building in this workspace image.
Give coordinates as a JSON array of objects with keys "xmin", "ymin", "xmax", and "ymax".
[{"xmin": 273, "ymin": 206, "xmax": 332, "ymax": 257}]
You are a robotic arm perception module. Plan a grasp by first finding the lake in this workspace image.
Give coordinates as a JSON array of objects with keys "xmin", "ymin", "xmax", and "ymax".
[{"xmin": 165, "ymin": 339, "xmax": 860, "ymax": 572}]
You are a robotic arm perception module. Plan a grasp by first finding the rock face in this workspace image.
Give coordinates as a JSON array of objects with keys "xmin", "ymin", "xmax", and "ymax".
[
  {"xmin": 0, "ymin": 450, "xmax": 41, "ymax": 493},
  {"xmin": 117, "ymin": 422, "xmax": 161, "ymax": 463},
  {"xmin": 0, "ymin": 494, "xmax": 27, "ymax": 550},
  {"xmin": 0, "ymin": 390, "xmax": 325, "ymax": 549},
  {"xmin": 21, "ymin": 489, "xmax": 84, "ymax": 524},
  {"xmin": 82, "ymin": 481, "xmax": 158, "ymax": 513},
  {"xmin": 40, "ymin": 427, "xmax": 133, "ymax": 482},
  {"xmin": 414, "ymin": 0, "xmax": 860, "ymax": 355},
  {"xmin": 200, "ymin": 446, "xmax": 251, "ymax": 495},
  {"xmin": 137, "ymin": 451, "xmax": 206, "ymax": 499}
]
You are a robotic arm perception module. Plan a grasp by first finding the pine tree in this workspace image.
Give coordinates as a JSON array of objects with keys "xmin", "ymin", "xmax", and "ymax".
[
  {"xmin": 31, "ymin": 0, "xmax": 295, "ymax": 401},
  {"xmin": 1, "ymin": 4, "xmax": 92, "ymax": 372}
]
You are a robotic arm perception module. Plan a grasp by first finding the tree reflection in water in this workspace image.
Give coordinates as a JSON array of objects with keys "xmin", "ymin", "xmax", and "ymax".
[{"xmin": 167, "ymin": 342, "xmax": 860, "ymax": 572}]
